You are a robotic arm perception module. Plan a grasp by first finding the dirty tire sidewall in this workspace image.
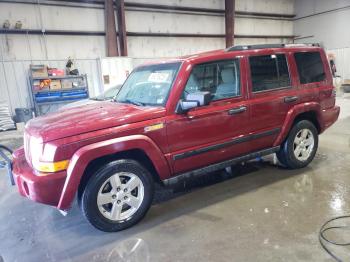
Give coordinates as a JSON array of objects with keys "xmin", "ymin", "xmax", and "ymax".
[
  {"xmin": 280, "ymin": 120, "xmax": 318, "ymax": 169},
  {"xmin": 81, "ymin": 159, "xmax": 154, "ymax": 232}
]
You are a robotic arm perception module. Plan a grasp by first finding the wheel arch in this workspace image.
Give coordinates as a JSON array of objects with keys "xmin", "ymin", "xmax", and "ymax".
[
  {"xmin": 292, "ymin": 111, "xmax": 321, "ymax": 134},
  {"xmin": 274, "ymin": 103, "xmax": 321, "ymax": 147},
  {"xmin": 57, "ymin": 135, "xmax": 171, "ymax": 210},
  {"xmin": 77, "ymin": 148, "xmax": 162, "ymax": 202}
]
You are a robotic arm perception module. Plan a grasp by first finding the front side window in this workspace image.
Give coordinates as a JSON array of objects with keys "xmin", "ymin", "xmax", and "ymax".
[
  {"xmin": 116, "ymin": 62, "xmax": 181, "ymax": 106},
  {"xmin": 250, "ymin": 54, "xmax": 291, "ymax": 92},
  {"xmin": 183, "ymin": 59, "xmax": 241, "ymax": 101},
  {"xmin": 294, "ymin": 52, "xmax": 326, "ymax": 84}
]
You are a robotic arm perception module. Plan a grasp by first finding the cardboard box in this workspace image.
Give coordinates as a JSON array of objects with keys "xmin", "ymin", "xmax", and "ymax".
[
  {"xmin": 61, "ymin": 80, "xmax": 73, "ymax": 89},
  {"xmin": 48, "ymin": 68, "xmax": 65, "ymax": 76},
  {"xmin": 50, "ymin": 80, "xmax": 62, "ymax": 90},
  {"xmin": 343, "ymin": 79, "xmax": 350, "ymax": 85},
  {"xmin": 30, "ymin": 65, "xmax": 48, "ymax": 78}
]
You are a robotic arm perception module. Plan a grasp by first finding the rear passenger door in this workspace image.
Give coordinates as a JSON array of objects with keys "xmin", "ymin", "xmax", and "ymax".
[{"xmin": 247, "ymin": 52, "xmax": 298, "ymax": 150}]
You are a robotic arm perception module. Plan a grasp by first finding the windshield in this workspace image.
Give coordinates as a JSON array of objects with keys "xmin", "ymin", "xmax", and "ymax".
[
  {"xmin": 115, "ymin": 62, "xmax": 181, "ymax": 106},
  {"xmin": 95, "ymin": 85, "xmax": 121, "ymax": 100}
]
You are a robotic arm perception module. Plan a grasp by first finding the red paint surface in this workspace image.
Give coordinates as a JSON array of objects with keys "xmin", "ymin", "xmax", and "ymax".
[{"xmin": 13, "ymin": 46, "xmax": 340, "ymax": 210}]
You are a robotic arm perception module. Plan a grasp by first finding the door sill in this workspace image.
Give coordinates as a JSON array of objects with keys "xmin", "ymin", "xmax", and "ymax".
[{"xmin": 163, "ymin": 146, "xmax": 280, "ymax": 186}]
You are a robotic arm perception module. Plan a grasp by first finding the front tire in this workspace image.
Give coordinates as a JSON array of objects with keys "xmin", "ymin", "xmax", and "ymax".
[
  {"xmin": 277, "ymin": 120, "xmax": 318, "ymax": 169},
  {"xmin": 81, "ymin": 159, "xmax": 154, "ymax": 232}
]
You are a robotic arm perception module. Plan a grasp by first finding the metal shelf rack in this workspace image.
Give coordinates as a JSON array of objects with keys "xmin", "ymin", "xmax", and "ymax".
[{"xmin": 29, "ymin": 72, "xmax": 89, "ymax": 116}]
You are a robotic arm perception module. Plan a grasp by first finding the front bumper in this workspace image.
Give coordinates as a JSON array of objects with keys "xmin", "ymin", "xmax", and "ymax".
[{"xmin": 12, "ymin": 148, "xmax": 67, "ymax": 207}]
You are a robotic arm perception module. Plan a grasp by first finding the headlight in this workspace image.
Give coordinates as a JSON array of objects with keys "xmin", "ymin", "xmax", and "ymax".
[{"xmin": 29, "ymin": 137, "xmax": 69, "ymax": 174}]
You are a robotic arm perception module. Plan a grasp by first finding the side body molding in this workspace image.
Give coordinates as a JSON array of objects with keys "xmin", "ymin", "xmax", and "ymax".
[
  {"xmin": 273, "ymin": 102, "xmax": 321, "ymax": 146},
  {"xmin": 57, "ymin": 135, "xmax": 170, "ymax": 210}
]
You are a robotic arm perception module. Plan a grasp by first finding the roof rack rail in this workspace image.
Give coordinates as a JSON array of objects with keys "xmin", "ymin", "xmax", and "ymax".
[
  {"xmin": 226, "ymin": 43, "xmax": 321, "ymax": 52},
  {"xmin": 226, "ymin": 44, "xmax": 285, "ymax": 51},
  {"xmin": 284, "ymin": 43, "xmax": 321, "ymax": 47}
]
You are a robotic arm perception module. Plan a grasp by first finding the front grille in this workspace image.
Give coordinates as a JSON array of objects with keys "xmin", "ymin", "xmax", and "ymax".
[{"xmin": 23, "ymin": 131, "xmax": 31, "ymax": 165}]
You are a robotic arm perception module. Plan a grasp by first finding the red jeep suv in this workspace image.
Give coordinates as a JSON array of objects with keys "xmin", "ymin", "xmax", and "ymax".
[{"xmin": 10, "ymin": 44, "xmax": 339, "ymax": 232}]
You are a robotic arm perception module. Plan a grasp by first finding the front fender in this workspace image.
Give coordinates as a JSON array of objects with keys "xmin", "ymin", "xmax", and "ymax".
[
  {"xmin": 273, "ymin": 102, "xmax": 321, "ymax": 146},
  {"xmin": 57, "ymin": 135, "xmax": 170, "ymax": 210}
]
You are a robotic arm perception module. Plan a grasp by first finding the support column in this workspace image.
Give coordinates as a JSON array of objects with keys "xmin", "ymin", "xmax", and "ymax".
[
  {"xmin": 225, "ymin": 0, "xmax": 235, "ymax": 48},
  {"xmin": 116, "ymin": 0, "xmax": 128, "ymax": 56},
  {"xmin": 105, "ymin": 0, "xmax": 119, "ymax": 56}
]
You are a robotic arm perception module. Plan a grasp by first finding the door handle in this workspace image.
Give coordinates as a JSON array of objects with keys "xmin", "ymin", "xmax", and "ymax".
[
  {"xmin": 228, "ymin": 106, "xmax": 247, "ymax": 115},
  {"xmin": 284, "ymin": 96, "xmax": 298, "ymax": 103}
]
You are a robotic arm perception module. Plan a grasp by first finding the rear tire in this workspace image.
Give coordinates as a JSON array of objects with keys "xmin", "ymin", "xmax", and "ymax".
[
  {"xmin": 81, "ymin": 159, "xmax": 154, "ymax": 232},
  {"xmin": 277, "ymin": 120, "xmax": 318, "ymax": 169}
]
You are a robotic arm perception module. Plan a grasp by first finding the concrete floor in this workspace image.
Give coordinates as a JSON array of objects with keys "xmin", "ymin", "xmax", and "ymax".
[{"xmin": 1, "ymin": 95, "xmax": 350, "ymax": 262}]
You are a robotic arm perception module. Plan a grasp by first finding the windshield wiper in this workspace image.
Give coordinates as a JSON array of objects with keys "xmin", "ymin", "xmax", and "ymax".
[{"xmin": 120, "ymin": 99, "xmax": 145, "ymax": 106}]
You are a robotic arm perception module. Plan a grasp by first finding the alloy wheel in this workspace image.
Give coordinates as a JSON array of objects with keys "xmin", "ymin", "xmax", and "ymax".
[
  {"xmin": 97, "ymin": 172, "xmax": 144, "ymax": 221},
  {"xmin": 293, "ymin": 128, "xmax": 315, "ymax": 161}
]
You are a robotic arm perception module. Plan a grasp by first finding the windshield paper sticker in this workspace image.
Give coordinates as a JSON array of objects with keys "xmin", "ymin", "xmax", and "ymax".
[{"xmin": 148, "ymin": 72, "xmax": 170, "ymax": 83}]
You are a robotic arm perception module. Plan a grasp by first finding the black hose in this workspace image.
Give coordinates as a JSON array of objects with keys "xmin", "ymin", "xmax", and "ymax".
[
  {"xmin": 0, "ymin": 144, "xmax": 15, "ymax": 185},
  {"xmin": 0, "ymin": 145, "xmax": 13, "ymax": 154},
  {"xmin": 319, "ymin": 215, "xmax": 350, "ymax": 262}
]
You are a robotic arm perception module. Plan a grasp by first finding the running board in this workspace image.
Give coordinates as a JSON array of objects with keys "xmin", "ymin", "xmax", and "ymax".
[{"xmin": 163, "ymin": 146, "xmax": 280, "ymax": 186}]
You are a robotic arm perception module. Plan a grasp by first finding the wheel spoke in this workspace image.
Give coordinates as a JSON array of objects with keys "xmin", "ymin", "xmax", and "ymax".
[
  {"xmin": 301, "ymin": 129, "xmax": 309, "ymax": 139},
  {"xmin": 127, "ymin": 195, "xmax": 140, "ymax": 209},
  {"xmin": 109, "ymin": 175, "xmax": 121, "ymax": 190},
  {"xmin": 304, "ymin": 137, "xmax": 314, "ymax": 146},
  {"xmin": 294, "ymin": 146, "xmax": 302, "ymax": 157},
  {"xmin": 110, "ymin": 202, "xmax": 122, "ymax": 220},
  {"xmin": 97, "ymin": 192, "xmax": 113, "ymax": 206},
  {"xmin": 126, "ymin": 177, "xmax": 140, "ymax": 191},
  {"xmin": 294, "ymin": 135, "xmax": 302, "ymax": 144}
]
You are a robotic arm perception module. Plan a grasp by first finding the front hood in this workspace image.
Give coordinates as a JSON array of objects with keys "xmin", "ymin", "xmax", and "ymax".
[
  {"xmin": 60, "ymin": 98, "xmax": 98, "ymax": 109},
  {"xmin": 26, "ymin": 101, "xmax": 166, "ymax": 142}
]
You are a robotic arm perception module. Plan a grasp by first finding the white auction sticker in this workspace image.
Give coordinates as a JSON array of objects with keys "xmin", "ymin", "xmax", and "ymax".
[{"xmin": 148, "ymin": 72, "xmax": 170, "ymax": 83}]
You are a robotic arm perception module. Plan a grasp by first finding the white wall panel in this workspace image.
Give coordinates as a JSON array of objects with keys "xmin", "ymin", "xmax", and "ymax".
[
  {"xmin": 128, "ymin": 0, "xmax": 294, "ymax": 14},
  {"xmin": 127, "ymin": 37, "xmax": 225, "ymax": 58},
  {"xmin": 236, "ymin": 0, "xmax": 294, "ymax": 14},
  {"xmin": 126, "ymin": 11, "xmax": 224, "ymax": 34},
  {"xmin": 295, "ymin": 0, "xmax": 350, "ymax": 18},
  {"xmin": 127, "ymin": 0, "xmax": 223, "ymax": 9},
  {"xmin": 0, "ymin": 3, "xmax": 104, "ymax": 31},
  {"xmin": 294, "ymin": 0, "xmax": 350, "ymax": 49},
  {"xmin": 0, "ymin": 35, "xmax": 106, "ymax": 61},
  {"xmin": 0, "ymin": 1, "xmax": 295, "ymax": 60},
  {"xmin": 235, "ymin": 18, "xmax": 293, "ymax": 36}
]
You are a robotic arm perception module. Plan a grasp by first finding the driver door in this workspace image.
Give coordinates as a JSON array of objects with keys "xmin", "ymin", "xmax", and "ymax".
[{"xmin": 166, "ymin": 58, "xmax": 250, "ymax": 174}]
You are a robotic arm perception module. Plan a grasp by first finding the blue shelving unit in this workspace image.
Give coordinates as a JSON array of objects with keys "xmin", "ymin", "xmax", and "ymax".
[{"xmin": 29, "ymin": 72, "xmax": 89, "ymax": 116}]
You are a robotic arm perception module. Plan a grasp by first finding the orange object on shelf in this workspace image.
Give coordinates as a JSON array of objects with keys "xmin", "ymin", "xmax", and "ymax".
[{"xmin": 39, "ymin": 79, "xmax": 51, "ymax": 90}]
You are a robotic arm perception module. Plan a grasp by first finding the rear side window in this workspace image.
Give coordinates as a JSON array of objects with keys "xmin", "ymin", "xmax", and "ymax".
[
  {"xmin": 249, "ymin": 54, "xmax": 290, "ymax": 92},
  {"xmin": 294, "ymin": 52, "xmax": 326, "ymax": 84},
  {"xmin": 183, "ymin": 59, "xmax": 240, "ymax": 101}
]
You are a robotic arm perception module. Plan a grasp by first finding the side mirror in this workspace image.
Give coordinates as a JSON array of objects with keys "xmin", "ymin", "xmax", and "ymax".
[{"xmin": 176, "ymin": 91, "xmax": 211, "ymax": 114}]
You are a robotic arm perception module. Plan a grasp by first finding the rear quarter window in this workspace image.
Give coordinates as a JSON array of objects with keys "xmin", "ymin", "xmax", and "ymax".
[{"xmin": 294, "ymin": 52, "xmax": 326, "ymax": 84}]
